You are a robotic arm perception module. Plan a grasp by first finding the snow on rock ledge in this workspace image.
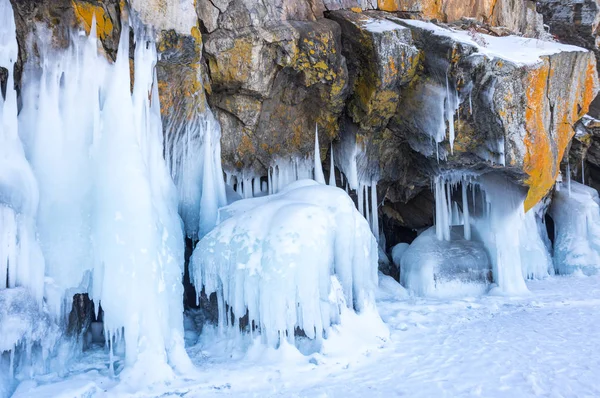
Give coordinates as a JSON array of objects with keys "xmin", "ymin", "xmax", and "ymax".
[
  {"xmin": 190, "ymin": 180, "xmax": 379, "ymax": 349},
  {"xmin": 550, "ymin": 181, "xmax": 600, "ymax": 275}
]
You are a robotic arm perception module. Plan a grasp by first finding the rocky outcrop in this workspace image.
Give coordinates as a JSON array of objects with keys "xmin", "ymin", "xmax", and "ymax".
[
  {"xmin": 325, "ymin": 12, "xmax": 597, "ymax": 229},
  {"xmin": 203, "ymin": 18, "xmax": 349, "ymax": 172},
  {"xmin": 6, "ymin": 0, "xmax": 599, "ymax": 237}
]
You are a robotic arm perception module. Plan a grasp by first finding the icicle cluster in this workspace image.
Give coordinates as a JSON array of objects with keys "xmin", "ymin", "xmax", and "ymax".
[
  {"xmin": 1, "ymin": 5, "xmax": 193, "ymax": 379},
  {"xmin": 164, "ymin": 91, "xmax": 226, "ymax": 240},
  {"xmin": 402, "ymin": 171, "xmax": 553, "ymax": 296}
]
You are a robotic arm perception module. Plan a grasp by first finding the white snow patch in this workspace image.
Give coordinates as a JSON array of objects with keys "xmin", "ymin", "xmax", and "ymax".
[{"xmin": 400, "ymin": 18, "xmax": 587, "ymax": 65}]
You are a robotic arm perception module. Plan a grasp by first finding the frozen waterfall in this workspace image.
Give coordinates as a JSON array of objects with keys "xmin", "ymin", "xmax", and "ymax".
[{"xmin": 1, "ymin": 5, "xmax": 195, "ymax": 383}]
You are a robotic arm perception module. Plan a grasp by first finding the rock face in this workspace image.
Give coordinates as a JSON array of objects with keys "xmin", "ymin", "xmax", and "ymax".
[
  {"xmin": 327, "ymin": 12, "xmax": 597, "ymax": 225},
  {"xmin": 203, "ymin": 17, "xmax": 349, "ymax": 173},
  {"xmin": 378, "ymin": 0, "xmax": 544, "ymax": 37},
  {"xmin": 6, "ymin": 0, "xmax": 600, "ymax": 235}
]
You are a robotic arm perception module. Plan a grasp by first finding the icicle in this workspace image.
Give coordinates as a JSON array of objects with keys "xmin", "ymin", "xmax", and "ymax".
[
  {"xmin": 328, "ymin": 143, "xmax": 336, "ymax": 187},
  {"xmin": 434, "ymin": 176, "xmax": 451, "ymax": 241},
  {"xmin": 268, "ymin": 167, "xmax": 273, "ymax": 195},
  {"xmin": 253, "ymin": 177, "xmax": 261, "ymax": 197},
  {"xmin": 461, "ymin": 180, "xmax": 475, "ymax": 240},
  {"xmin": 446, "ymin": 72, "xmax": 455, "ymax": 154},
  {"xmin": 314, "ymin": 124, "xmax": 326, "ymax": 184},
  {"xmin": 371, "ymin": 181, "xmax": 379, "ymax": 240},
  {"xmin": 364, "ymin": 184, "xmax": 370, "ymax": 222},
  {"xmin": 462, "ymin": 181, "xmax": 471, "ymax": 240},
  {"xmin": 469, "ymin": 91, "xmax": 473, "ymax": 115},
  {"xmin": 582, "ymin": 157, "xmax": 585, "ymax": 185},
  {"xmin": 358, "ymin": 182, "xmax": 364, "ymax": 216},
  {"xmin": 567, "ymin": 162, "xmax": 572, "ymax": 197}
]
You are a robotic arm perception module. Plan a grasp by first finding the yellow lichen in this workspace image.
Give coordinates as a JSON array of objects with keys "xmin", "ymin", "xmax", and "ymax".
[{"xmin": 72, "ymin": 1, "xmax": 113, "ymax": 40}]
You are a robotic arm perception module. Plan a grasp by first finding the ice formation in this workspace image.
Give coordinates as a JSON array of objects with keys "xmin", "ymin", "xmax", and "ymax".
[
  {"xmin": 190, "ymin": 180, "xmax": 379, "ymax": 349},
  {"xmin": 314, "ymin": 125, "xmax": 326, "ymax": 184},
  {"xmin": 550, "ymin": 181, "xmax": 600, "ymax": 275},
  {"xmin": 333, "ymin": 129, "xmax": 380, "ymax": 237},
  {"xmin": 2, "ymin": 4, "xmax": 192, "ymax": 383},
  {"xmin": 164, "ymin": 85, "xmax": 226, "ymax": 239},
  {"xmin": 401, "ymin": 227, "xmax": 491, "ymax": 297},
  {"xmin": 402, "ymin": 172, "xmax": 553, "ymax": 296},
  {"xmin": 0, "ymin": 0, "xmax": 46, "ymax": 307}
]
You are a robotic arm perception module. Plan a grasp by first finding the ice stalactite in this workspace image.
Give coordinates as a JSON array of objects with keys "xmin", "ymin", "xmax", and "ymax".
[
  {"xmin": 314, "ymin": 124, "xmax": 326, "ymax": 184},
  {"xmin": 334, "ymin": 129, "xmax": 380, "ymax": 237},
  {"xmin": 445, "ymin": 72, "xmax": 457, "ymax": 154},
  {"xmin": 329, "ymin": 144, "xmax": 336, "ymax": 187},
  {"xmin": 13, "ymin": 13, "xmax": 191, "ymax": 379},
  {"xmin": 164, "ymin": 78, "xmax": 226, "ymax": 240},
  {"xmin": 0, "ymin": 0, "xmax": 45, "ymax": 306}
]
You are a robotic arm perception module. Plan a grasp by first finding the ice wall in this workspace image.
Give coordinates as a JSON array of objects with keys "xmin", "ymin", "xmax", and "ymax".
[
  {"xmin": 0, "ymin": 0, "xmax": 45, "ymax": 306},
  {"xmin": 6, "ymin": 8, "xmax": 191, "ymax": 380}
]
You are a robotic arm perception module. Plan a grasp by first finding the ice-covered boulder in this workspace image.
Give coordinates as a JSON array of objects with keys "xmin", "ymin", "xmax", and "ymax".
[
  {"xmin": 190, "ymin": 180, "xmax": 379, "ymax": 349},
  {"xmin": 400, "ymin": 227, "xmax": 491, "ymax": 297},
  {"xmin": 549, "ymin": 181, "xmax": 600, "ymax": 275}
]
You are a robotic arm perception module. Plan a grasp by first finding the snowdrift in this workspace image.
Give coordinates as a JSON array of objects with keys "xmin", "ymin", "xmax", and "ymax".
[{"xmin": 190, "ymin": 180, "xmax": 379, "ymax": 349}]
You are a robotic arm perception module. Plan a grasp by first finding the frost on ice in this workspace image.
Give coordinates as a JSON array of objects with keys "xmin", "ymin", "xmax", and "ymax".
[{"xmin": 190, "ymin": 180, "xmax": 380, "ymax": 349}]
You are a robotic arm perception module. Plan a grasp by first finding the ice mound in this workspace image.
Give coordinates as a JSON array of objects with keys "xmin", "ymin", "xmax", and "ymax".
[
  {"xmin": 400, "ymin": 227, "xmax": 491, "ymax": 297},
  {"xmin": 190, "ymin": 180, "xmax": 379, "ymax": 349},
  {"xmin": 550, "ymin": 181, "xmax": 600, "ymax": 275}
]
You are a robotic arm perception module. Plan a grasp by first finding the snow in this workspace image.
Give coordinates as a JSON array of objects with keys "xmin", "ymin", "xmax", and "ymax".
[
  {"xmin": 363, "ymin": 19, "xmax": 407, "ymax": 33},
  {"xmin": 400, "ymin": 18, "xmax": 587, "ymax": 65},
  {"xmin": 10, "ymin": 274, "xmax": 600, "ymax": 397},
  {"xmin": 550, "ymin": 181, "xmax": 600, "ymax": 275},
  {"xmin": 190, "ymin": 180, "xmax": 380, "ymax": 350}
]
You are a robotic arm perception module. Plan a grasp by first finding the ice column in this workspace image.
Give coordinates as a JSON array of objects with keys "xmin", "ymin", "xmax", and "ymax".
[{"xmin": 0, "ymin": 0, "xmax": 45, "ymax": 305}]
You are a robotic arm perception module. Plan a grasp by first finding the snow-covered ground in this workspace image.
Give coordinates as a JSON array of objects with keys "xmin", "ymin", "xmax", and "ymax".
[{"xmin": 13, "ymin": 273, "xmax": 600, "ymax": 398}]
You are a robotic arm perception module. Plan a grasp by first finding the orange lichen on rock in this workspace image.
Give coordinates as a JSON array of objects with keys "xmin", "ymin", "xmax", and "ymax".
[
  {"xmin": 522, "ymin": 61, "xmax": 553, "ymax": 212},
  {"xmin": 522, "ymin": 55, "xmax": 598, "ymax": 211},
  {"xmin": 378, "ymin": 0, "xmax": 442, "ymax": 19},
  {"xmin": 72, "ymin": 1, "xmax": 114, "ymax": 40}
]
